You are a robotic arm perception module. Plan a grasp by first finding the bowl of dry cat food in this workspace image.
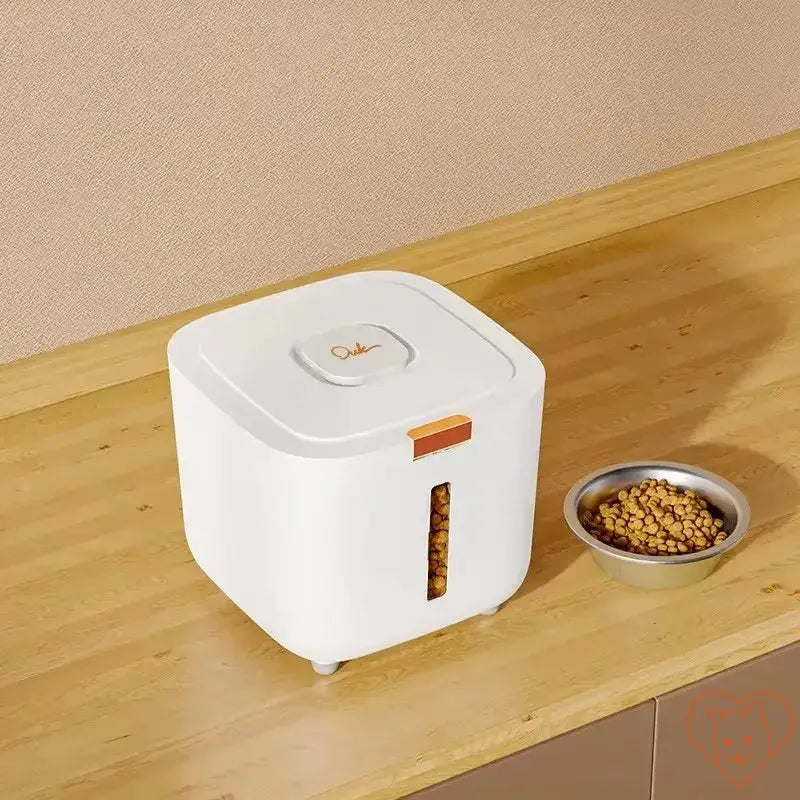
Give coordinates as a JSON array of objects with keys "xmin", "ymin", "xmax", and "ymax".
[{"xmin": 563, "ymin": 461, "xmax": 750, "ymax": 589}]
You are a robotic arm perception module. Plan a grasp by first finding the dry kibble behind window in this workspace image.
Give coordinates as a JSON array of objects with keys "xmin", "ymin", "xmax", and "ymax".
[
  {"xmin": 581, "ymin": 478, "xmax": 728, "ymax": 557},
  {"xmin": 428, "ymin": 483, "xmax": 450, "ymax": 599}
]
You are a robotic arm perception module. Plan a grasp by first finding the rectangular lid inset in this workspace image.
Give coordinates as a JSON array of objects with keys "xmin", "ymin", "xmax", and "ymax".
[{"xmin": 295, "ymin": 323, "xmax": 414, "ymax": 386}]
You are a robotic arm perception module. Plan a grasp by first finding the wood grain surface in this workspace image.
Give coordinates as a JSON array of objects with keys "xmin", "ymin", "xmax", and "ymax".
[
  {"xmin": 2, "ymin": 130, "xmax": 800, "ymax": 422},
  {"xmin": 2, "ymin": 147, "xmax": 800, "ymax": 800}
]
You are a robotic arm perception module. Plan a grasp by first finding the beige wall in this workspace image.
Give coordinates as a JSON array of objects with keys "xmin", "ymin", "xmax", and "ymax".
[{"xmin": 2, "ymin": 2, "xmax": 798, "ymax": 364}]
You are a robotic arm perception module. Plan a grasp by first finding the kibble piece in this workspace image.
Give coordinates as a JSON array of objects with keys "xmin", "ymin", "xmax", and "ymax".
[
  {"xmin": 618, "ymin": 490, "xmax": 629, "ymax": 500},
  {"xmin": 713, "ymin": 518, "xmax": 724, "ymax": 529}
]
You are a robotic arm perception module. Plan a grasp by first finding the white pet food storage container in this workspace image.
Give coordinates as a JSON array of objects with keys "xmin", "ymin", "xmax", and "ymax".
[{"xmin": 168, "ymin": 270, "xmax": 545, "ymax": 674}]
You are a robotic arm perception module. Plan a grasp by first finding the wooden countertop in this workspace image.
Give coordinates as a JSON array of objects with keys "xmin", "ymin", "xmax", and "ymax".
[{"xmin": 3, "ymin": 133, "xmax": 800, "ymax": 800}]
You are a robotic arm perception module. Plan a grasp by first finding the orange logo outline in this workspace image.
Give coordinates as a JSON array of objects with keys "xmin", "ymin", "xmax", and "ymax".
[
  {"xmin": 330, "ymin": 342, "xmax": 381, "ymax": 360},
  {"xmin": 685, "ymin": 690, "xmax": 795, "ymax": 787}
]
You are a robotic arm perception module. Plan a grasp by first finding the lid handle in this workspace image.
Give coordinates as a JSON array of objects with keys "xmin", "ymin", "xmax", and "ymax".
[{"xmin": 407, "ymin": 415, "xmax": 472, "ymax": 460}]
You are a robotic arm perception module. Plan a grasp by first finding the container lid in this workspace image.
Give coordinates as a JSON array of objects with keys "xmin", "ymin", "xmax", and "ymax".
[{"xmin": 169, "ymin": 271, "xmax": 544, "ymax": 455}]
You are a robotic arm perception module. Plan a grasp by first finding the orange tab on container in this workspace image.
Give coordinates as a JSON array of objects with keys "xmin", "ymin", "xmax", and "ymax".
[{"xmin": 407, "ymin": 414, "xmax": 472, "ymax": 460}]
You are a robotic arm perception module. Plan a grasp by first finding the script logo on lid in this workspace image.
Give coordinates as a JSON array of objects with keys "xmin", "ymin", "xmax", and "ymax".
[{"xmin": 330, "ymin": 342, "xmax": 382, "ymax": 360}]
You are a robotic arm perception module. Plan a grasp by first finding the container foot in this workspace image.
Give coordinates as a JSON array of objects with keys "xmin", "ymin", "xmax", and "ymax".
[
  {"xmin": 481, "ymin": 605, "xmax": 501, "ymax": 616},
  {"xmin": 312, "ymin": 661, "xmax": 340, "ymax": 676}
]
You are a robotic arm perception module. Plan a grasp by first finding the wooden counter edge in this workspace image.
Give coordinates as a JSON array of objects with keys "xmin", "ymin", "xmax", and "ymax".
[
  {"xmin": 3, "ymin": 130, "xmax": 800, "ymax": 422},
  {"xmin": 315, "ymin": 613, "xmax": 800, "ymax": 800}
]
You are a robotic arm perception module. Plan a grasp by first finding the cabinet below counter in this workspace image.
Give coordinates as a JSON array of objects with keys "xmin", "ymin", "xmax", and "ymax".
[
  {"xmin": 404, "ymin": 641, "xmax": 800, "ymax": 799},
  {"xmin": 653, "ymin": 639, "xmax": 800, "ymax": 799},
  {"xmin": 404, "ymin": 701, "xmax": 655, "ymax": 800}
]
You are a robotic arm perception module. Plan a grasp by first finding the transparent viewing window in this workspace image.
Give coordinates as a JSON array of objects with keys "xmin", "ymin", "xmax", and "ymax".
[{"xmin": 427, "ymin": 483, "xmax": 450, "ymax": 600}]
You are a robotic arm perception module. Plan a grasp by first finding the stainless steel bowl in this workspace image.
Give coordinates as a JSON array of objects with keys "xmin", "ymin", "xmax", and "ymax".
[{"xmin": 563, "ymin": 461, "xmax": 751, "ymax": 589}]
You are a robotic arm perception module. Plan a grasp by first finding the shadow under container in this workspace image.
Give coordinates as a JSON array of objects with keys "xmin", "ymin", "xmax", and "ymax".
[{"xmin": 167, "ymin": 270, "xmax": 545, "ymax": 674}]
